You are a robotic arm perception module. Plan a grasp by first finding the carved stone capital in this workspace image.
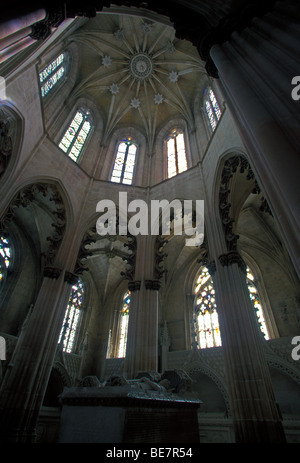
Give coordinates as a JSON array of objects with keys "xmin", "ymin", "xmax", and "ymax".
[
  {"xmin": 218, "ymin": 251, "xmax": 247, "ymax": 274},
  {"xmin": 145, "ymin": 279, "xmax": 161, "ymax": 291},
  {"xmin": 64, "ymin": 271, "xmax": 78, "ymax": 286},
  {"xmin": 43, "ymin": 266, "xmax": 62, "ymax": 280},
  {"xmin": 128, "ymin": 280, "xmax": 141, "ymax": 292}
]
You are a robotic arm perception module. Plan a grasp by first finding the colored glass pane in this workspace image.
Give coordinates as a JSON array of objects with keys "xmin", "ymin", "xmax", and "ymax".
[
  {"xmin": 167, "ymin": 129, "xmax": 187, "ymax": 178},
  {"xmin": 111, "ymin": 139, "xmax": 137, "ymax": 185},
  {"xmin": 117, "ymin": 291, "xmax": 131, "ymax": 357},
  {"xmin": 205, "ymin": 88, "xmax": 221, "ymax": 131},
  {"xmin": 194, "ymin": 267, "xmax": 221, "ymax": 349},
  {"xmin": 0, "ymin": 236, "xmax": 11, "ymax": 283},
  {"xmin": 246, "ymin": 267, "xmax": 269, "ymax": 340},
  {"xmin": 59, "ymin": 110, "xmax": 92, "ymax": 162},
  {"xmin": 40, "ymin": 53, "xmax": 65, "ymax": 97},
  {"xmin": 58, "ymin": 279, "xmax": 84, "ymax": 353}
]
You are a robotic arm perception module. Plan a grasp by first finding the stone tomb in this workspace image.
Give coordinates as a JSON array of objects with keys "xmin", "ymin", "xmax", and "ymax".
[{"xmin": 58, "ymin": 371, "xmax": 202, "ymax": 443}]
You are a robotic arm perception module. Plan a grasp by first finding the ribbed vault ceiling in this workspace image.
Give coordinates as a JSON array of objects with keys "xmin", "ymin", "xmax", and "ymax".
[{"xmin": 67, "ymin": 11, "xmax": 207, "ymax": 147}]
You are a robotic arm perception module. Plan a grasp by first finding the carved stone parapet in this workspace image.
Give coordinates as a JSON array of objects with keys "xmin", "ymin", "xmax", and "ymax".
[
  {"xmin": 128, "ymin": 280, "xmax": 141, "ymax": 292},
  {"xmin": 145, "ymin": 279, "xmax": 161, "ymax": 291},
  {"xmin": 64, "ymin": 271, "xmax": 78, "ymax": 286},
  {"xmin": 43, "ymin": 266, "xmax": 62, "ymax": 280},
  {"xmin": 218, "ymin": 251, "xmax": 247, "ymax": 274}
]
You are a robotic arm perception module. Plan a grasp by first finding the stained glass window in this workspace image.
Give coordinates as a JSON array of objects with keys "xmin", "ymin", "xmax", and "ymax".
[
  {"xmin": 0, "ymin": 235, "xmax": 11, "ymax": 284},
  {"xmin": 111, "ymin": 138, "xmax": 137, "ymax": 185},
  {"xmin": 58, "ymin": 109, "xmax": 92, "ymax": 162},
  {"xmin": 58, "ymin": 278, "xmax": 84, "ymax": 353},
  {"xmin": 167, "ymin": 128, "xmax": 187, "ymax": 178},
  {"xmin": 117, "ymin": 290, "xmax": 131, "ymax": 358},
  {"xmin": 194, "ymin": 267, "xmax": 221, "ymax": 349},
  {"xmin": 246, "ymin": 267, "xmax": 269, "ymax": 340},
  {"xmin": 205, "ymin": 88, "xmax": 222, "ymax": 131},
  {"xmin": 39, "ymin": 53, "xmax": 65, "ymax": 97}
]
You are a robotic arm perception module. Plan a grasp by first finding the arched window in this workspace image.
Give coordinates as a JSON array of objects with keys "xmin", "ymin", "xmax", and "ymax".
[
  {"xmin": 0, "ymin": 235, "xmax": 11, "ymax": 284},
  {"xmin": 58, "ymin": 278, "xmax": 85, "ymax": 353},
  {"xmin": 39, "ymin": 53, "xmax": 66, "ymax": 97},
  {"xmin": 111, "ymin": 138, "xmax": 137, "ymax": 185},
  {"xmin": 117, "ymin": 290, "xmax": 131, "ymax": 358},
  {"xmin": 167, "ymin": 128, "xmax": 187, "ymax": 178},
  {"xmin": 204, "ymin": 88, "xmax": 222, "ymax": 131},
  {"xmin": 58, "ymin": 109, "xmax": 92, "ymax": 162},
  {"xmin": 246, "ymin": 266, "xmax": 270, "ymax": 340},
  {"xmin": 194, "ymin": 267, "xmax": 221, "ymax": 349}
]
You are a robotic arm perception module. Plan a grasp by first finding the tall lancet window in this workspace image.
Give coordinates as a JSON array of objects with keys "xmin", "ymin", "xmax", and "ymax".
[
  {"xmin": 39, "ymin": 53, "xmax": 65, "ymax": 97},
  {"xmin": 59, "ymin": 109, "xmax": 92, "ymax": 162},
  {"xmin": 58, "ymin": 278, "xmax": 85, "ymax": 353},
  {"xmin": 205, "ymin": 88, "xmax": 222, "ymax": 131},
  {"xmin": 246, "ymin": 266, "xmax": 270, "ymax": 340},
  {"xmin": 0, "ymin": 235, "xmax": 11, "ymax": 284},
  {"xmin": 167, "ymin": 128, "xmax": 187, "ymax": 178},
  {"xmin": 111, "ymin": 138, "xmax": 137, "ymax": 185},
  {"xmin": 117, "ymin": 290, "xmax": 131, "ymax": 358},
  {"xmin": 194, "ymin": 267, "xmax": 221, "ymax": 349}
]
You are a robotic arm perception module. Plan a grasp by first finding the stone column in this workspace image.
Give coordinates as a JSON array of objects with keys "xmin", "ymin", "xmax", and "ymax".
[
  {"xmin": 209, "ymin": 2, "xmax": 300, "ymax": 277},
  {"xmin": 212, "ymin": 251, "xmax": 285, "ymax": 443},
  {"xmin": 0, "ymin": 267, "xmax": 77, "ymax": 443},
  {"xmin": 124, "ymin": 235, "xmax": 161, "ymax": 379}
]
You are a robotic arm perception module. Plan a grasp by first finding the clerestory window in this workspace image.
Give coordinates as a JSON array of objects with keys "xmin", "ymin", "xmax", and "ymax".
[
  {"xmin": 167, "ymin": 128, "xmax": 187, "ymax": 179},
  {"xmin": 39, "ymin": 53, "xmax": 66, "ymax": 97},
  {"xmin": 204, "ymin": 88, "xmax": 222, "ymax": 131},
  {"xmin": 58, "ymin": 109, "xmax": 92, "ymax": 163},
  {"xmin": 111, "ymin": 138, "xmax": 137, "ymax": 185}
]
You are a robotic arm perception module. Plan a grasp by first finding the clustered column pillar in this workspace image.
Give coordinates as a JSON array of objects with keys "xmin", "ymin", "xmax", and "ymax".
[
  {"xmin": 209, "ymin": 1, "xmax": 300, "ymax": 277},
  {"xmin": 212, "ymin": 251, "xmax": 285, "ymax": 443},
  {"xmin": 0, "ymin": 266, "xmax": 78, "ymax": 443},
  {"xmin": 124, "ymin": 235, "xmax": 160, "ymax": 379}
]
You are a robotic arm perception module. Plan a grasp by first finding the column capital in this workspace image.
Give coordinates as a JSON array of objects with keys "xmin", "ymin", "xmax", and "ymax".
[
  {"xmin": 218, "ymin": 251, "xmax": 247, "ymax": 274},
  {"xmin": 64, "ymin": 271, "xmax": 79, "ymax": 285},
  {"xmin": 145, "ymin": 279, "xmax": 161, "ymax": 291},
  {"xmin": 128, "ymin": 280, "xmax": 141, "ymax": 292},
  {"xmin": 43, "ymin": 266, "xmax": 62, "ymax": 280}
]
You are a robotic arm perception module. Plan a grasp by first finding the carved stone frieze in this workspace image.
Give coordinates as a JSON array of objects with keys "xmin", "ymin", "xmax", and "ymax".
[
  {"xmin": 219, "ymin": 155, "xmax": 272, "ymax": 251},
  {"xmin": 0, "ymin": 117, "xmax": 13, "ymax": 180},
  {"xmin": 74, "ymin": 227, "xmax": 98, "ymax": 275},
  {"xmin": 120, "ymin": 234, "xmax": 137, "ymax": 282},
  {"xmin": 154, "ymin": 235, "xmax": 168, "ymax": 281},
  {"xmin": 0, "ymin": 183, "xmax": 66, "ymax": 266}
]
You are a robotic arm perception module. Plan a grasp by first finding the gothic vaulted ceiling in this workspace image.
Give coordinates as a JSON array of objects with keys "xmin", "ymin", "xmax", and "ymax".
[{"xmin": 66, "ymin": 10, "xmax": 207, "ymax": 148}]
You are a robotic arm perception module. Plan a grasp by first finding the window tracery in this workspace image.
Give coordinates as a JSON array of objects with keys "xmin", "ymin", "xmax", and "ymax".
[
  {"xmin": 39, "ymin": 53, "xmax": 65, "ymax": 97},
  {"xmin": 0, "ymin": 235, "xmax": 11, "ymax": 284},
  {"xmin": 246, "ymin": 266, "xmax": 270, "ymax": 340},
  {"xmin": 204, "ymin": 88, "xmax": 222, "ymax": 131},
  {"xmin": 58, "ymin": 278, "xmax": 84, "ymax": 353},
  {"xmin": 111, "ymin": 138, "xmax": 137, "ymax": 185},
  {"xmin": 116, "ymin": 290, "xmax": 131, "ymax": 358},
  {"xmin": 58, "ymin": 109, "xmax": 92, "ymax": 162},
  {"xmin": 194, "ymin": 266, "xmax": 221, "ymax": 349},
  {"xmin": 167, "ymin": 128, "xmax": 187, "ymax": 178}
]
